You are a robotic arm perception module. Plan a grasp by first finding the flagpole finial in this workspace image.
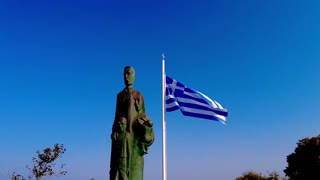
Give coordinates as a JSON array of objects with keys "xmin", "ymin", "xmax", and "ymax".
[{"xmin": 162, "ymin": 53, "xmax": 165, "ymax": 61}]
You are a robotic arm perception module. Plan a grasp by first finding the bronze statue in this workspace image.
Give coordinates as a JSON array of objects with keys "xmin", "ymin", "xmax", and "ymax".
[{"xmin": 110, "ymin": 66, "xmax": 154, "ymax": 180}]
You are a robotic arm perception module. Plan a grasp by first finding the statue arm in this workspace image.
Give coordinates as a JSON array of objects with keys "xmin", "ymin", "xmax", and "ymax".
[
  {"xmin": 126, "ymin": 134, "xmax": 131, "ymax": 175},
  {"xmin": 143, "ymin": 126, "xmax": 154, "ymax": 145},
  {"xmin": 138, "ymin": 114, "xmax": 155, "ymax": 148},
  {"xmin": 140, "ymin": 93, "xmax": 145, "ymax": 113}
]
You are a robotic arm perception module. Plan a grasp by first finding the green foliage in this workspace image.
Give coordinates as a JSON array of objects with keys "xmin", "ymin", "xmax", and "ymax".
[
  {"xmin": 284, "ymin": 135, "xmax": 320, "ymax": 180},
  {"xmin": 236, "ymin": 171, "xmax": 264, "ymax": 180},
  {"xmin": 236, "ymin": 171, "xmax": 287, "ymax": 180},
  {"xmin": 11, "ymin": 144, "xmax": 67, "ymax": 180}
]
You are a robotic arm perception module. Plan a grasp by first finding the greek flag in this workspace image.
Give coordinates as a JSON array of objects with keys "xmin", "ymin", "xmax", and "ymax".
[{"xmin": 166, "ymin": 75, "xmax": 228, "ymax": 124}]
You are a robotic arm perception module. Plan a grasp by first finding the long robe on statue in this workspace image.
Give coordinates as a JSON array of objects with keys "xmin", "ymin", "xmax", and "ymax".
[{"xmin": 110, "ymin": 87, "xmax": 154, "ymax": 180}]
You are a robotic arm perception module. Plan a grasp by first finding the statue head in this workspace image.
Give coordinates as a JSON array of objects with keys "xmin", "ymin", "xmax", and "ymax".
[
  {"xmin": 123, "ymin": 66, "xmax": 135, "ymax": 87},
  {"xmin": 118, "ymin": 117, "xmax": 127, "ymax": 132}
]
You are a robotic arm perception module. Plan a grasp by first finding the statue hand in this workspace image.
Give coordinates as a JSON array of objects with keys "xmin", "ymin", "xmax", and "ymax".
[
  {"xmin": 111, "ymin": 132, "xmax": 118, "ymax": 140},
  {"xmin": 143, "ymin": 120, "xmax": 153, "ymax": 127},
  {"xmin": 144, "ymin": 135, "xmax": 153, "ymax": 142}
]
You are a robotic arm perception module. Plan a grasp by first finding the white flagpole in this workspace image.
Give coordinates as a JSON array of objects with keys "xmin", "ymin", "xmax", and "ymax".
[{"xmin": 161, "ymin": 53, "xmax": 167, "ymax": 180}]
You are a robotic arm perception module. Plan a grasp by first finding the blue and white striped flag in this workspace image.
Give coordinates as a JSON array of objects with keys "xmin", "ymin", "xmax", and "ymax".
[{"xmin": 166, "ymin": 75, "xmax": 228, "ymax": 124}]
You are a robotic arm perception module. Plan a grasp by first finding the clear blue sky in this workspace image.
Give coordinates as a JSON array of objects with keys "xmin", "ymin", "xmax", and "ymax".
[{"xmin": 1, "ymin": 0, "xmax": 320, "ymax": 179}]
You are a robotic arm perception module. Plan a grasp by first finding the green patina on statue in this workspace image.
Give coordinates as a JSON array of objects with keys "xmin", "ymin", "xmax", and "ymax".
[{"xmin": 110, "ymin": 66, "xmax": 155, "ymax": 180}]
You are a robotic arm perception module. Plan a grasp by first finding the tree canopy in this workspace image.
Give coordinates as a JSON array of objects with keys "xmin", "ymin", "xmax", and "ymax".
[
  {"xmin": 284, "ymin": 135, "xmax": 320, "ymax": 179},
  {"xmin": 11, "ymin": 143, "xmax": 67, "ymax": 180},
  {"xmin": 236, "ymin": 171, "xmax": 284, "ymax": 180}
]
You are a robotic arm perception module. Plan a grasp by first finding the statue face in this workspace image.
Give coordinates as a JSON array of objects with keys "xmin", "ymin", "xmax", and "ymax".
[
  {"xmin": 123, "ymin": 67, "xmax": 135, "ymax": 87},
  {"xmin": 118, "ymin": 117, "xmax": 127, "ymax": 132}
]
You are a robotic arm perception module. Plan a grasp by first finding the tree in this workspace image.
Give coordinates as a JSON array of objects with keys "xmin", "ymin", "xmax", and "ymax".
[
  {"xmin": 11, "ymin": 143, "xmax": 67, "ymax": 180},
  {"xmin": 284, "ymin": 135, "xmax": 320, "ymax": 180},
  {"xmin": 236, "ymin": 171, "xmax": 265, "ymax": 180},
  {"xmin": 236, "ymin": 171, "xmax": 287, "ymax": 180}
]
